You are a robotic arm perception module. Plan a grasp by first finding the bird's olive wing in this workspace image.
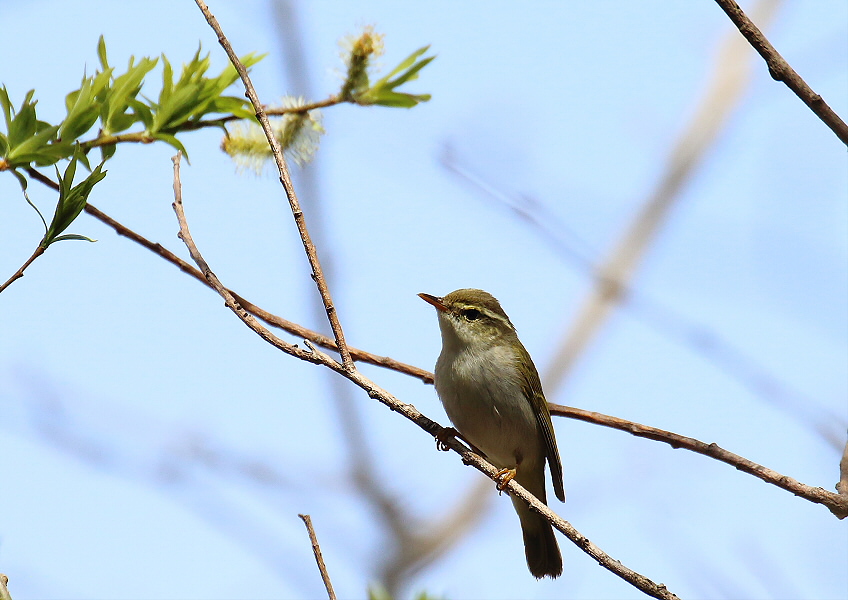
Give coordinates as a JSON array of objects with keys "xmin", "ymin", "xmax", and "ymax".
[{"xmin": 517, "ymin": 343, "xmax": 565, "ymax": 502}]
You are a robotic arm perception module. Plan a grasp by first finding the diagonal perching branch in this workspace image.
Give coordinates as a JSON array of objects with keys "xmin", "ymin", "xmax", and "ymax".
[
  {"xmin": 185, "ymin": 7, "xmax": 681, "ymax": 595},
  {"xmin": 713, "ymin": 0, "xmax": 848, "ymax": 145},
  {"xmin": 194, "ymin": 0, "xmax": 353, "ymax": 370},
  {"xmin": 173, "ymin": 148, "xmax": 677, "ymax": 600},
  {"xmin": 551, "ymin": 404, "xmax": 848, "ymax": 519},
  {"xmin": 25, "ymin": 159, "xmax": 845, "ymax": 519}
]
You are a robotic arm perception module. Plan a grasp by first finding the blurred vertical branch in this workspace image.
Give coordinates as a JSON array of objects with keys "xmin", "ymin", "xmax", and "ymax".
[
  {"xmin": 439, "ymin": 143, "xmax": 846, "ymax": 448},
  {"xmin": 543, "ymin": 0, "xmax": 781, "ymax": 394},
  {"xmin": 440, "ymin": 0, "xmax": 845, "ymax": 447},
  {"xmin": 271, "ymin": 3, "xmax": 489, "ymax": 596}
]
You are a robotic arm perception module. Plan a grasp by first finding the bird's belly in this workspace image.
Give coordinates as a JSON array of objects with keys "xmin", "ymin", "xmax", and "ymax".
[{"xmin": 435, "ymin": 349, "xmax": 543, "ymax": 470}]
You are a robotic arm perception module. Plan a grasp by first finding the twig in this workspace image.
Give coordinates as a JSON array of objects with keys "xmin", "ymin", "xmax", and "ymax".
[
  {"xmin": 26, "ymin": 161, "xmax": 844, "ymax": 518},
  {"xmin": 713, "ymin": 0, "xmax": 848, "ymax": 145},
  {"xmin": 551, "ymin": 403, "xmax": 848, "ymax": 519},
  {"xmin": 0, "ymin": 245, "xmax": 45, "ymax": 294},
  {"xmin": 22, "ymin": 166, "xmax": 430, "ymax": 382},
  {"xmin": 26, "ymin": 152, "xmax": 836, "ymax": 520},
  {"xmin": 172, "ymin": 153, "xmax": 325, "ymax": 367},
  {"xmin": 194, "ymin": 0, "xmax": 354, "ymax": 370},
  {"xmin": 87, "ymin": 197, "xmax": 432, "ymax": 381},
  {"xmin": 170, "ymin": 151, "xmax": 679, "ymax": 600},
  {"xmin": 298, "ymin": 514, "xmax": 337, "ymax": 600},
  {"xmin": 80, "ymin": 97, "xmax": 343, "ymax": 149}
]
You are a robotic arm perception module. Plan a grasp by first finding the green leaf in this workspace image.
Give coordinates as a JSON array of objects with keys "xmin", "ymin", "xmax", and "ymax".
[
  {"xmin": 97, "ymin": 35, "xmax": 109, "ymax": 71},
  {"xmin": 0, "ymin": 86, "xmax": 14, "ymax": 133},
  {"xmin": 42, "ymin": 147, "xmax": 107, "ymax": 248},
  {"xmin": 7, "ymin": 91, "xmax": 38, "ymax": 146},
  {"xmin": 50, "ymin": 233, "xmax": 97, "ymax": 243},
  {"xmin": 30, "ymin": 138, "xmax": 75, "ymax": 167},
  {"xmin": 11, "ymin": 168, "xmax": 28, "ymax": 191},
  {"xmin": 150, "ymin": 132, "xmax": 188, "ymax": 160},
  {"xmin": 207, "ymin": 96, "xmax": 254, "ymax": 120},
  {"xmin": 0, "ymin": 88, "xmax": 75, "ymax": 167},
  {"xmin": 356, "ymin": 45, "xmax": 435, "ymax": 108},
  {"xmin": 24, "ymin": 188, "xmax": 47, "ymax": 232},
  {"xmin": 149, "ymin": 49, "xmax": 264, "ymax": 133},
  {"xmin": 100, "ymin": 143, "xmax": 117, "ymax": 161},
  {"xmin": 101, "ymin": 54, "xmax": 158, "ymax": 134},
  {"xmin": 6, "ymin": 123, "xmax": 60, "ymax": 164},
  {"xmin": 381, "ymin": 46, "xmax": 431, "ymax": 82},
  {"xmin": 371, "ymin": 91, "xmax": 431, "ymax": 108},
  {"xmin": 128, "ymin": 97, "xmax": 154, "ymax": 130},
  {"xmin": 60, "ymin": 69, "xmax": 112, "ymax": 141}
]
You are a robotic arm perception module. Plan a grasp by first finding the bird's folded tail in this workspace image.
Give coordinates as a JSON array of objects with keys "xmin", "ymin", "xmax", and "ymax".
[{"xmin": 512, "ymin": 497, "xmax": 562, "ymax": 579}]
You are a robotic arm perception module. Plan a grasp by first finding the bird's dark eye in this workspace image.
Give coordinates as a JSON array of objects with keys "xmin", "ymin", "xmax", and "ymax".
[{"xmin": 463, "ymin": 308, "xmax": 482, "ymax": 321}]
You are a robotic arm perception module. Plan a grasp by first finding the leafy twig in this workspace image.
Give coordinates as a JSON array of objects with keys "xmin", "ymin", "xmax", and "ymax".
[
  {"xmin": 80, "ymin": 97, "xmax": 342, "ymax": 148},
  {"xmin": 1, "ymin": 150, "xmax": 105, "ymax": 294}
]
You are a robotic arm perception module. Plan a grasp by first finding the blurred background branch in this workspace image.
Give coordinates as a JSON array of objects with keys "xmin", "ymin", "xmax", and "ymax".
[
  {"xmin": 542, "ymin": 0, "xmax": 782, "ymax": 395},
  {"xmin": 273, "ymin": 2, "xmax": 489, "ymax": 595}
]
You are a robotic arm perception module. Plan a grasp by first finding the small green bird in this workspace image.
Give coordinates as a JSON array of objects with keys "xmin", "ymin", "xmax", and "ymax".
[{"xmin": 420, "ymin": 288, "xmax": 565, "ymax": 579}]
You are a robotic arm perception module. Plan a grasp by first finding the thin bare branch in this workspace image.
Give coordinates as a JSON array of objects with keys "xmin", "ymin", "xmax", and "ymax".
[
  {"xmin": 298, "ymin": 514, "xmax": 336, "ymax": 600},
  {"xmin": 25, "ymin": 160, "xmax": 432, "ymax": 380},
  {"xmin": 91, "ymin": 198, "xmax": 429, "ymax": 380},
  {"xmin": 23, "ymin": 159, "xmax": 841, "ymax": 520},
  {"xmin": 194, "ymin": 0, "xmax": 354, "ymax": 370},
  {"xmin": 713, "ymin": 0, "xmax": 848, "ymax": 145},
  {"xmin": 551, "ymin": 403, "xmax": 848, "ymax": 519},
  {"xmin": 544, "ymin": 0, "xmax": 779, "ymax": 392},
  {"xmin": 171, "ymin": 153, "xmax": 324, "ymax": 368},
  {"xmin": 0, "ymin": 245, "xmax": 45, "ymax": 294},
  {"xmin": 171, "ymin": 150, "xmax": 680, "ymax": 600}
]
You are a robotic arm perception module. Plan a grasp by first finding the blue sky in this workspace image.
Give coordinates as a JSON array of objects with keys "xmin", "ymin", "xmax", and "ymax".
[{"xmin": 1, "ymin": 1, "xmax": 846, "ymax": 599}]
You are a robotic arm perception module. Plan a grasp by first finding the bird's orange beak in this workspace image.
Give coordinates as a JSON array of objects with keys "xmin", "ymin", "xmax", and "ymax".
[{"xmin": 418, "ymin": 292, "xmax": 448, "ymax": 312}]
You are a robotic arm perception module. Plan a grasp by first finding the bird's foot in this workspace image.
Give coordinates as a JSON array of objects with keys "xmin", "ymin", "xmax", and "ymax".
[
  {"xmin": 494, "ymin": 467, "xmax": 517, "ymax": 494},
  {"xmin": 435, "ymin": 426, "xmax": 460, "ymax": 451},
  {"xmin": 435, "ymin": 427, "xmax": 487, "ymax": 458}
]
